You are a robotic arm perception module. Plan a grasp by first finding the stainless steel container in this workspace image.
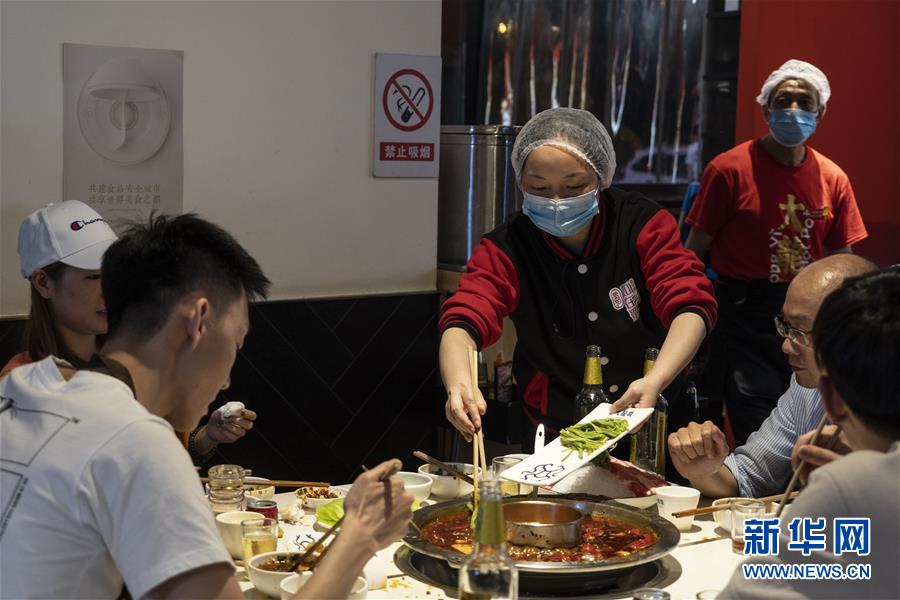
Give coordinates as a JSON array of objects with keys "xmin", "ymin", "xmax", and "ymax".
[
  {"xmin": 437, "ymin": 125, "xmax": 522, "ymax": 270},
  {"xmin": 503, "ymin": 501, "xmax": 584, "ymax": 548}
]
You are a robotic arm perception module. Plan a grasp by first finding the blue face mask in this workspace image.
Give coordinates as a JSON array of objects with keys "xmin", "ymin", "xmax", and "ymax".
[
  {"xmin": 522, "ymin": 188, "xmax": 599, "ymax": 237},
  {"xmin": 768, "ymin": 108, "xmax": 818, "ymax": 147}
]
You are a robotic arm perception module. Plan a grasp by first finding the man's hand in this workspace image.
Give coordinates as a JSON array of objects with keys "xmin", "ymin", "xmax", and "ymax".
[
  {"xmin": 791, "ymin": 425, "xmax": 851, "ymax": 485},
  {"xmin": 668, "ymin": 421, "xmax": 730, "ymax": 480},
  {"xmin": 444, "ymin": 383, "xmax": 486, "ymax": 442},
  {"xmin": 610, "ymin": 377, "xmax": 662, "ymax": 413},
  {"xmin": 206, "ymin": 407, "xmax": 257, "ymax": 444},
  {"xmin": 343, "ymin": 459, "xmax": 414, "ymax": 550}
]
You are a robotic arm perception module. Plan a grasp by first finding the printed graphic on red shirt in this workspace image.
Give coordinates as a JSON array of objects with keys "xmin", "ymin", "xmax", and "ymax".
[
  {"xmin": 768, "ymin": 194, "xmax": 833, "ymax": 283},
  {"xmin": 687, "ymin": 140, "xmax": 867, "ymax": 281}
]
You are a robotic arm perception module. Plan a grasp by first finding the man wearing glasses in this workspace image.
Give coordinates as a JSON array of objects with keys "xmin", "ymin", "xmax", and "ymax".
[{"xmin": 666, "ymin": 254, "xmax": 874, "ymax": 498}]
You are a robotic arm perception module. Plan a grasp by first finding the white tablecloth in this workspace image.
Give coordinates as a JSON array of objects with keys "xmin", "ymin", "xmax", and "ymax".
[{"xmin": 238, "ymin": 492, "xmax": 746, "ymax": 600}]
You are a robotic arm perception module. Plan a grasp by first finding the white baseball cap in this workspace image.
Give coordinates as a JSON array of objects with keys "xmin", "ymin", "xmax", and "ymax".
[{"xmin": 18, "ymin": 200, "xmax": 118, "ymax": 278}]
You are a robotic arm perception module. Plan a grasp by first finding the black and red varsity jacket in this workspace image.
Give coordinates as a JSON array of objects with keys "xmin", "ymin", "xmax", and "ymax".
[{"xmin": 440, "ymin": 187, "xmax": 718, "ymax": 432}]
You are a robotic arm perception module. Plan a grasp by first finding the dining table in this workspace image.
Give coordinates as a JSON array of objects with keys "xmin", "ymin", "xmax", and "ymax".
[{"xmin": 238, "ymin": 490, "xmax": 747, "ymax": 600}]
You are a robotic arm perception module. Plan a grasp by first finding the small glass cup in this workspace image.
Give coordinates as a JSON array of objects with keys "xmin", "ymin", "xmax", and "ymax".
[
  {"xmin": 731, "ymin": 499, "xmax": 765, "ymax": 554},
  {"xmin": 492, "ymin": 455, "xmax": 523, "ymax": 496},
  {"xmin": 241, "ymin": 517, "xmax": 278, "ymax": 562}
]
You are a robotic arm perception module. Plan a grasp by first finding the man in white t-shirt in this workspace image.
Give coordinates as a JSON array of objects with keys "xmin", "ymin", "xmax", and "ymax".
[
  {"xmin": 720, "ymin": 268, "xmax": 900, "ymax": 599},
  {"xmin": 0, "ymin": 214, "xmax": 413, "ymax": 599}
]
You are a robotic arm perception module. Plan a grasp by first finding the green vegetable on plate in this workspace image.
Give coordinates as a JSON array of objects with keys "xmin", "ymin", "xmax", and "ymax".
[
  {"xmin": 559, "ymin": 418, "xmax": 628, "ymax": 460},
  {"xmin": 316, "ymin": 497, "xmax": 422, "ymax": 528}
]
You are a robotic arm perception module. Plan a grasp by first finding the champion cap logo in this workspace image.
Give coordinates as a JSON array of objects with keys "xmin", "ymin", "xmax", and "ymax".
[{"xmin": 70, "ymin": 217, "xmax": 106, "ymax": 231}]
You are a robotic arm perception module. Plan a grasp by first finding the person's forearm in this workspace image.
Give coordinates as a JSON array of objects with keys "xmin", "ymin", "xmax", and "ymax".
[
  {"xmin": 295, "ymin": 523, "xmax": 378, "ymax": 599},
  {"xmin": 645, "ymin": 312, "xmax": 706, "ymax": 390},
  {"xmin": 685, "ymin": 228, "xmax": 713, "ymax": 261},
  {"xmin": 689, "ymin": 465, "xmax": 740, "ymax": 498},
  {"xmin": 191, "ymin": 426, "xmax": 218, "ymax": 456},
  {"xmin": 439, "ymin": 327, "xmax": 478, "ymax": 392}
]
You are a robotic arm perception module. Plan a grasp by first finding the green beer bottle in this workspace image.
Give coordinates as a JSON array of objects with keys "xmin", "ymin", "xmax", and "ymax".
[{"xmin": 458, "ymin": 480, "xmax": 518, "ymax": 600}]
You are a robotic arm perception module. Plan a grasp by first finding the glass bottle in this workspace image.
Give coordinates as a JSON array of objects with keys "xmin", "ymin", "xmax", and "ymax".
[
  {"xmin": 207, "ymin": 463, "xmax": 245, "ymax": 513},
  {"xmin": 573, "ymin": 345, "xmax": 609, "ymax": 421},
  {"xmin": 458, "ymin": 480, "xmax": 518, "ymax": 600},
  {"xmin": 629, "ymin": 348, "xmax": 669, "ymax": 475}
]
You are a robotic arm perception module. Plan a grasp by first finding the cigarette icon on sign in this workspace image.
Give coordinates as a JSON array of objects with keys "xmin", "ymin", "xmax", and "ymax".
[{"xmin": 393, "ymin": 85, "xmax": 426, "ymax": 122}]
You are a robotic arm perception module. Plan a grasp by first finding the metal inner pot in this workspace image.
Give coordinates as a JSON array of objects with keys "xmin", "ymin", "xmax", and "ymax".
[
  {"xmin": 404, "ymin": 493, "xmax": 680, "ymax": 574},
  {"xmin": 504, "ymin": 501, "xmax": 584, "ymax": 548}
]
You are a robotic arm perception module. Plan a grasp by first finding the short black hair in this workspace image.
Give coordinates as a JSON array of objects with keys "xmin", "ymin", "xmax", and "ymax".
[
  {"xmin": 813, "ymin": 267, "xmax": 900, "ymax": 439},
  {"xmin": 102, "ymin": 213, "xmax": 270, "ymax": 339}
]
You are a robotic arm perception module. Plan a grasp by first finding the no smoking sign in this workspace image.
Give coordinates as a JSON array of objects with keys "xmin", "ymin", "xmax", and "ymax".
[
  {"xmin": 383, "ymin": 69, "xmax": 433, "ymax": 132},
  {"xmin": 373, "ymin": 54, "xmax": 441, "ymax": 178}
]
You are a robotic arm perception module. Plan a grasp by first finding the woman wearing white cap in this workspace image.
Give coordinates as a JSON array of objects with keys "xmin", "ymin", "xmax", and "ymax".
[
  {"xmin": 439, "ymin": 108, "xmax": 717, "ymax": 464},
  {"xmin": 2, "ymin": 199, "xmax": 117, "ymax": 374},
  {"xmin": 1, "ymin": 200, "xmax": 256, "ymax": 463},
  {"xmin": 684, "ymin": 59, "xmax": 868, "ymax": 447}
]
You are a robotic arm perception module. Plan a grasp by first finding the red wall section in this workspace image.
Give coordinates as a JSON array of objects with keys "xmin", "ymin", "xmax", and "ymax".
[{"xmin": 736, "ymin": 0, "xmax": 900, "ymax": 265}]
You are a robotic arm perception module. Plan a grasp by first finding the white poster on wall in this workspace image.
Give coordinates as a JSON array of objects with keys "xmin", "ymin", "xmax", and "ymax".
[
  {"xmin": 63, "ymin": 43, "xmax": 183, "ymax": 229},
  {"xmin": 372, "ymin": 53, "xmax": 441, "ymax": 178}
]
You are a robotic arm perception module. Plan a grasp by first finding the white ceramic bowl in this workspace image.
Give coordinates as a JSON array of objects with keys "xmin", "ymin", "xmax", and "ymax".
[
  {"xmin": 244, "ymin": 476, "xmax": 275, "ymax": 501},
  {"xmin": 295, "ymin": 486, "xmax": 346, "ymax": 509},
  {"xmin": 279, "ymin": 572, "xmax": 313, "ymax": 600},
  {"xmin": 713, "ymin": 497, "xmax": 779, "ymax": 532},
  {"xmin": 214, "ymin": 511, "xmax": 261, "ymax": 559},
  {"xmin": 394, "ymin": 471, "xmax": 433, "ymax": 500},
  {"xmin": 280, "ymin": 573, "xmax": 367, "ymax": 600},
  {"xmin": 655, "ymin": 485, "xmax": 701, "ymax": 531},
  {"xmin": 248, "ymin": 551, "xmax": 309, "ymax": 598},
  {"xmin": 417, "ymin": 463, "xmax": 482, "ymax": 499}
]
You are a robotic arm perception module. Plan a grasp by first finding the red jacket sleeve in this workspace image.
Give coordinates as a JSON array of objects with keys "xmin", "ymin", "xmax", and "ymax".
[
  {"xmin": 636, "ymin": 210, "xmax": 718, "ymax": 332},
  {"xmin": 685, "ymin": 163, "xmax": 733, "ymax": 237},
  {"xmin": 439, "ymin": 239, "xmax": 519, "ymax": 348}
]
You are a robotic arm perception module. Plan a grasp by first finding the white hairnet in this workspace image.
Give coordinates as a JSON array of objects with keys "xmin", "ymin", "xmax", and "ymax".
[
  {"xmin": 756, "ymin": 59, "xmax": 831, "ymax": 107},
  {"xmin": 511, "ymin": 108, "xmax": 617, "ymax": 190}
]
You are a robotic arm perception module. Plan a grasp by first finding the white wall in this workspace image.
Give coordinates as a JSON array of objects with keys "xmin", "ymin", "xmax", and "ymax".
[{"xmin": 0, "ymin": 0, "xmax": 441, "ymax": 317}]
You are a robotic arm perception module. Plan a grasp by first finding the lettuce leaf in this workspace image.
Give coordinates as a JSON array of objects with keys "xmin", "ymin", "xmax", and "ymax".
[
  {"xmin": 316, "ymin": 497, "xmax": 422, "ymax": 528},
  {"xmin": 316, "ymin": 498, "xmax": 345, "ymax": 527}
]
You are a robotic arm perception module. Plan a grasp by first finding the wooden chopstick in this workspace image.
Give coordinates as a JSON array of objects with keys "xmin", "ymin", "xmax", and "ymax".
[
  {"xmin": 200, "ymin": 477, "xmax": 330, "ymax": 488},
  {"xmin": 775, "ymin": 414, "xmax": 829, "ymax": 518},
  {"xmin": 672, "ymin": 491, "xmax": 800, "ymax": 518},
  {"xmin": 294, "ymin": 515, "xmax": 343, "ymax": 569},
  {"xmin": 477, "ymin": 429, "xmax": 488, "ymax": 484},
  {"xmin": 413, "ymin": 451, "xmax": 476, "ymax": 486},
  {"xmin": 469, "ymin": 348, "xmax": 481, "ymax": 509}
]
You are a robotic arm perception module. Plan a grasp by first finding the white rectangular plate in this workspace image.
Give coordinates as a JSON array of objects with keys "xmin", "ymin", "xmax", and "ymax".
[{"xmin": 499, "ymin": 404, "xmax": 653, "ymax": 487}]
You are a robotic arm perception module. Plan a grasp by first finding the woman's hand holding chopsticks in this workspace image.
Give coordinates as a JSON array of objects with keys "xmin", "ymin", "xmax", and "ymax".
[{"xmin": 790, "ymin": 425, "xmax": 851, "ymax": 485}]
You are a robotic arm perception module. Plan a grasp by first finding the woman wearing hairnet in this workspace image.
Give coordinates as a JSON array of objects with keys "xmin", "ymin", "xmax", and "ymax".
[{"xmin": 439, "ymin": 108, "xmax": 717, "ymax": 453}]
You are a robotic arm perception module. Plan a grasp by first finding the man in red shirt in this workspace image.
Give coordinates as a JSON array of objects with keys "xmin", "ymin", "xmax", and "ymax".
[{"xmin": 685, "ymin": 59, "xmax": 867, "ymax": 446}]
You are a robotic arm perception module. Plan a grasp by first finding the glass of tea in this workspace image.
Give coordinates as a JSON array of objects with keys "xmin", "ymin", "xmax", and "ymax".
[
  {"xmin": 241, "ymin": 517, "xmax": 278, "ymax": 562},
  {"xmin": 731, "ymin": 499, "xmax": 765, "ymax": 554},
  {"xmin": 492, "ymin": 455, "xmax": 526, "ymax": 496}
]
